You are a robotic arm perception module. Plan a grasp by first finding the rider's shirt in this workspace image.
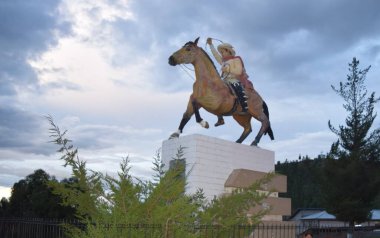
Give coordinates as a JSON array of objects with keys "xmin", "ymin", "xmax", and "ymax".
[
  {"xmin": 221, "ymin": 58, "xmax": 243, "ymax": 84},
  {"xmin": 209, "ymin": 44, "xmax": 243, "ymax": 84}
]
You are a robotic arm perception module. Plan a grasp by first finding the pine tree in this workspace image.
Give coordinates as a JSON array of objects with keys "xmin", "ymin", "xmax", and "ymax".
[
  {"xmin": 323, "ymin": 57, "xmax": 380, "ymax": 226},
  {"xmin": 328, "ymin": 57, "xmax": 380, "ymax": 161},
  {"xmin": 47, "ymin": 117, "xmax": 273, "ymax": 238},
  {"xmin": 6, "ymin": 169, "xmax": 77, "ymax": 219}
]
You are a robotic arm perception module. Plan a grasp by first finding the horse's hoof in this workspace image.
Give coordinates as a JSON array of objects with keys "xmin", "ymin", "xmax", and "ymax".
[
  {"xmin": 214, "ymin": 119, "xmax": 225, "ymax": 127},
  {"xmin": 169, "ymin": 132, "xmax": 180, "ymax": 139},
  {"xmin": 199, "ymin": 120, "xmax": 209, "ymax": 129},
  {"xmin": 251, "ymin": 141, "xmax": 258, "ymax": 146}
]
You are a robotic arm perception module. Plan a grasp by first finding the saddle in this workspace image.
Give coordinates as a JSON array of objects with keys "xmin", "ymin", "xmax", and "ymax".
[{"xmin": 223, "ymin": 82, "xmax": 249, "ymax": 116}]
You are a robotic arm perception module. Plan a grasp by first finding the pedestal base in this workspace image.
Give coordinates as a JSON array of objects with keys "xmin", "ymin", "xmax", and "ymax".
[{"xmin": 162, "ymin": 134, "xmax": 275, "ymax": 201}]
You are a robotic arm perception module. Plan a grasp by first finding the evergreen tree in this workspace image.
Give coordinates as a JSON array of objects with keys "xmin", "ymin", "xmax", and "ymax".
[
  {"xmin": 323, "ymin": 57, "xmax": 380, "ymax": 226},
  {"xmin": 47, "ymin": 116, "xmax": 273, "ymax": 238},
  {"xmin": 6, "ymin": 169, "xmax": 76, "ymax": 218},
  {"xmin": 0, "ymin": 197, "xmax": 10, "ymax": 216},
  {"xmin": 275, "ymin": 155, "xmax": 325, "ymax": 211}
]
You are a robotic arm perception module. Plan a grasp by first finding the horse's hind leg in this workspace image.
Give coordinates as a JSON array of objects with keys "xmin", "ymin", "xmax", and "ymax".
[
  {"xmin": 250, "ymin": 113, "xmax": 269, "ymax": 146},
  {"xmin": 233, "ymin": 115, "xmax": 252, "ymax": 143}
]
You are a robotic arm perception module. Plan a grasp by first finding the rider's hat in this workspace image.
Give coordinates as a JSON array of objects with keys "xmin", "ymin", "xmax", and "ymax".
[{"xmin": 217, "ymin": 43, "xmax": 236, "ymax": 56}]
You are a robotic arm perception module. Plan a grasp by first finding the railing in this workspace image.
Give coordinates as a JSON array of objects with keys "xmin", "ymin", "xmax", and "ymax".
[
  {"xmin": 0, "ymin": 218, "xmax": 82, "ymax": 238},
  {"xmin": 1, "ymin": 218, "xmax": 380, "ymax": 238}
]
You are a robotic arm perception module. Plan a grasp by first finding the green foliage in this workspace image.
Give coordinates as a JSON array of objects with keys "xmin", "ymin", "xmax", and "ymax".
[
  {"xmin": 275, "ymin": 156, "xmax": 325, "ymax": 211},
  {"xmin": 47, "ymin": 115, "xmax": 103, "ymax": 220},
  {"xmin": 200, "ymin": 173, "xmax": 274, "ymax": 227},
  {"xmin": 323, "ymin": 57, "xmax": 380, "ymax": 225},
  {"xmin": 275, "ymin": 153, "xmax": 380, "ymax": 214},
  {"xmin": 373, "ymin": 192, "xmax": 380, "ymax": 208},
  {"xmin": 323, "ymin": 158, "xmax": 380, "ymax": 223},
  {"xmin": 47, "ymin": 117, "xmax": 272, "ymax": 237},
  {"xmin": 152, "ymin": 150, "xmax": 165, "ymax": 185},
  {"xmin": 328, "ymin": 57, "xmax": 380, "ymax": 161},
  {"xmin": 0, "ymin": 197, "xmax": 10, "ymax": 217},
  {"xmin": 3, "ymin": 169, "xmax": 76, "ymax": 219}
]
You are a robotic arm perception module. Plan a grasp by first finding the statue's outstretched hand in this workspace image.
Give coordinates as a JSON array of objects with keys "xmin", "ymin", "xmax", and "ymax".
[{"xmin": 206, "ymin": 38, "xmax": 212, "ymax": 45}]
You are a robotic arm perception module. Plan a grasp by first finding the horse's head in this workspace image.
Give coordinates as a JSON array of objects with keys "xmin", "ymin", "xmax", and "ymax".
[{"xmin": 168, "ymin": 37, "xmax": 200, "ymax": 66}]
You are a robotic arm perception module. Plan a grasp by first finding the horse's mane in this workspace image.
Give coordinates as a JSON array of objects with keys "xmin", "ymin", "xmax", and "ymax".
[
  {"xmin": 200, "ymin": 48, "xmax": 218, "ymax": 73},
  {"xmin": 184, "ymin": 41, "xmax": 218, "ymax": 73}
]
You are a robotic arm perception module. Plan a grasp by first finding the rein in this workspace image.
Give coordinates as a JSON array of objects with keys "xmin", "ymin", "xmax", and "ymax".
[
  {"xmin": 179, "ymin": 37, "xmax": 227, "ymax": 82},
  {"xmin": 179, "ymin": 64, "xmax": 195, "ymax": 80}
]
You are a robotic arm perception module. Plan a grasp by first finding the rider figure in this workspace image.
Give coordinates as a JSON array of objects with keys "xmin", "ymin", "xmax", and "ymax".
[{"xmin": 207, "ymin": 38, "xmax": 251, "ymax": 127}]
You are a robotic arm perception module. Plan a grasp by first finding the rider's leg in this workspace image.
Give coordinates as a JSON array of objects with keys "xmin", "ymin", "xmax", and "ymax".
[{"xmin": 231, "ymin": 82, "xmax": 248, "ymax": 112}]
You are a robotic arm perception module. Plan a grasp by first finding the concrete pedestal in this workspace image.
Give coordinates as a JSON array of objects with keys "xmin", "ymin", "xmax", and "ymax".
[{"xmin": 162, "ymin": 134, "xmax": 275, "ymax": 201}]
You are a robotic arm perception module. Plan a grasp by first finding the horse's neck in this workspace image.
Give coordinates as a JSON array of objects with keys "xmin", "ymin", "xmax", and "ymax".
[{"xmin": 193, "ymin": 52, "xmax": 221, "ymax": 84}]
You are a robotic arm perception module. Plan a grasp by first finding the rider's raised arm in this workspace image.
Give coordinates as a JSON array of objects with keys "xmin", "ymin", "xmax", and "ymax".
[{"xmin": 209, "ymin": 43, "xmax": 223, "ymax": 65}]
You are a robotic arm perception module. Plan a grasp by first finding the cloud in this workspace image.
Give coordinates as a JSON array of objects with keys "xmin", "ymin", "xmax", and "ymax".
[
  {"xmin": 208, "ymin": 0, "xmax": 380, "ymax": 96},
  {"xmin": 0, "ymin": 186, "xmax": 11, "ymax": 199},
  {"xmin": 0, "ymin": 106, "xmax": 55, "ymax": 155},
  {"xmin": 52, "ymin": 116, "xmax": 162, "ymax": 150},
  {"xmin": 0, "ymin": 148, "xmax": 69, "ymax": 189},
  {"xmin": 0, "ymin": 0, "xmax": 65, "ymax": 96},
  {"xmin": 264, "ymin": 130, "xmax": 336, "ymax": 161},
  {"xmin": 57, "ymin": 0, "xmax": 135, "ymax": 38}
]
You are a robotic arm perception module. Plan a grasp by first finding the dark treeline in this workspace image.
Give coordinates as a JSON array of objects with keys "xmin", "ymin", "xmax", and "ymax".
[
  {"xmin": 275, "ymin": 155, "xmax": 325, "ymax": 211},
  {"xmin": 275, "ymin": 155, "xmax": 380, "ymax": 213},
  {"xmin": 0, "ymin": 169, "xmax": 77, "ymax": 219}
]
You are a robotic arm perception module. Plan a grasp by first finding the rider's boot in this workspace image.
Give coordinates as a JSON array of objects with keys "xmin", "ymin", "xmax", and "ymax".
[{"xmin": 232, "ymin": 82, "xmax": 248, "ymax": 112}]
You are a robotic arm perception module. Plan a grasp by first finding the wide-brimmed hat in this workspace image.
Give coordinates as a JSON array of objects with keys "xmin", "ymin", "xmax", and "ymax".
[{"xmin": 217, "ymin": 43, "xmax": 236, "ymax": 56}]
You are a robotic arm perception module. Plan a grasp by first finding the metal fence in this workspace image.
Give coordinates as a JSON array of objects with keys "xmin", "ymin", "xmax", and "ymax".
[
  {"xmin": 1, "ymin": 218, "xmax": 380, "ymax": 238},
  {"xmin": 0, "ymin": 218, "xmax": 77, "ymax": 238}
]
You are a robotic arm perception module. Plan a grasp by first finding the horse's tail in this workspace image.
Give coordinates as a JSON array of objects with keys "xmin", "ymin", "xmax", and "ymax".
[{"xmin": 263, "ymin": 101, "xmax": 275, "ymax": 140}]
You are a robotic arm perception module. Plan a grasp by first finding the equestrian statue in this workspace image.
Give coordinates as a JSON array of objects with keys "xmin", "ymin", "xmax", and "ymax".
[{"xmin": 168, "ymin": 37, "xmax": 274, "ymax": 146}]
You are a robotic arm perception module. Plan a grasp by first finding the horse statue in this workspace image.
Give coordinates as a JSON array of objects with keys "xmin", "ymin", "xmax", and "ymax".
[{"xmin": 168, "ymin": 37, "xmax": 274, "ymax": 146}]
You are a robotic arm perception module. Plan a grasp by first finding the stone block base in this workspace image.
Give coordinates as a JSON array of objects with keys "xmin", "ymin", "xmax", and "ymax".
[{"xmin": 162, "ymin": 134, "xmax": 275, "ymax": 201}]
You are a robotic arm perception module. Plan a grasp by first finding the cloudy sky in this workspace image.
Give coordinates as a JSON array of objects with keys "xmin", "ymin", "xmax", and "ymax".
[{"xmin": 1, "ymin": 0, "xmax": 380, "ymax": 198}]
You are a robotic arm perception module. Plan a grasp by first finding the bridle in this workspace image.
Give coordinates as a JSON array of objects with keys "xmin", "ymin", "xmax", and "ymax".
[{"xmin": 178, "ymin": 38, "xmax": 226, "ymax": 81}]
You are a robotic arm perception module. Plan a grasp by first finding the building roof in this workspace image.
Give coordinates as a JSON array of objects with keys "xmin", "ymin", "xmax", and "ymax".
[
  {"xmin": 301, "ymin": 211, "xmax": 336, "ymax": 220},
  {"xmin": 299, "ymin": 209, "xmax": 380, "ymax": 221},
  {"xmin": 288, "ymin": 208, "xmax": 325, "ymax": 221}
]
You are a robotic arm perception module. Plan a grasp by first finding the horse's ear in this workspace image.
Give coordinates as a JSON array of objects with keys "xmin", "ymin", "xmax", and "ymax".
[{"xmin": 194, "ymin": 37, "xmax": 200, "ymax": 45}]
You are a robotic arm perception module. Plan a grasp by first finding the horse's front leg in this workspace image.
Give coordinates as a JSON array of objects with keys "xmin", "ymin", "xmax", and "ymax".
[
  {"xmin": 169, "ymin": 96, "xmax": 208, "ymax": 139},
  {"xmin": 192, "ymin": 99, "xmax": 209, "ymax": 129}
]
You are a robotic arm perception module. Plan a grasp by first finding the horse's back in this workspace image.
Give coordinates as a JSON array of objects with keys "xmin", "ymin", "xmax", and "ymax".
[{"xmin": 247, "ymin": 87, "xmax": 263, "ymax": 110}]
